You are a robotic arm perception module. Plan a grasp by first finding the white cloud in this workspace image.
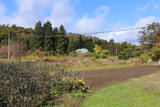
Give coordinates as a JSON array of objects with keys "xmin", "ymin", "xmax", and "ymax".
[
  {"xmin": 0, "ymin": 0, "xmax": 158, "ymax": 45},
  {"xmin": 72, "ymin": 5, "xmax": 109, "ymax": 33},
  {"xmin": 94, "ymin": 16, "xmax": 157, "ymax": 45},
  {"xmin": 45, "ymin": 0, "xmax": 74, "ymax": 27},
  {"xmin": 0, "ymin": 0, "xmax": 74, "ymax": 27},
  {"xmin": 135, "ymin": 16, "xmax": 157, "ymax": 27}
]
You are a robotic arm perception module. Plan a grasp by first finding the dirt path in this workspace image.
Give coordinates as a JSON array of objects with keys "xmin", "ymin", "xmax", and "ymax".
[{"xmin": 83, "ymin": 65, "xmax": 160, "ymax": 89}]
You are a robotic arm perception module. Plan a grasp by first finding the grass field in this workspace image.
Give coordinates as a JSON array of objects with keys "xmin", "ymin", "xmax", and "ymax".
[{"xmin": 81, "ymin": 70, "xmax": 160, "ymax": 107}]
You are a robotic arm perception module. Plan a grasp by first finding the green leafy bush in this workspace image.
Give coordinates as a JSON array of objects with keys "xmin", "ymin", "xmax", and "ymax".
[
  {"xmin": 68, "ymin": 51, "xmax": 78, "ymax": 57},
  {"xmin": 93, "ymin": 44, "xmax": 109, "ymax": 58},
  {"xmin": 118, "ymin": 48, "xmax": 135, "ymax": 60},
  {"xmin": 140, "ymin": 53, "xmax": 151, "ymax": 64},
  {"xmin": 118, "ymin": 42, "xmax": 135, "ymax": 60},
  {"xmin": 151, "ymin": 43, "xmax": 160, "ymax": 61}
]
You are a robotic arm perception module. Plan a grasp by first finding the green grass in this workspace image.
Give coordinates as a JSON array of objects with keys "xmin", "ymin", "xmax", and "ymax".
[
  {"xmin": 67, "ymin": 64, "xmax": 134, "ymax": 72},
  {"xmin": 81, "ymin": 71, "xmax": 160, "ymax": 107}
]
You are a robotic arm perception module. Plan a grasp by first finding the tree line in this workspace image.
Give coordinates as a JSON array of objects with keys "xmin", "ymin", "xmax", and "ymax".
[{"xmin": 0, "ymin": 21, "xmax": 137, "ymax": 59}]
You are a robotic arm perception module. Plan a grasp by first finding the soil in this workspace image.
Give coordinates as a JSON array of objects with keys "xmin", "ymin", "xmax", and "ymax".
[{"xmin": 82, "ymin": 65, "xmax": 160, "ymax": 89}]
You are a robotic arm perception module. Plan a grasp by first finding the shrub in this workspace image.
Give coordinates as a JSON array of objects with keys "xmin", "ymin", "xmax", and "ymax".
[
  {"xmin": 93, "ymin": 44, "xmax": 109, "ymax": 58},
  {"xmin": 0, "ymin": 62, "xmax": 89, "ymax": 107},
  {"xmin": 68, "ymin": 51, "xmax": 78, "ymax": 57},
  {"xmin": 118, "ymin": 42, "xmax": 135, "ymax": 60},
  {"xmin": 118, "ymin": 48, "xmax": 135, "ymax": 60},
  {"xmin": 0, "ymin": 63, "xmax": 54, "ymax": 107},
  {"xmin": 151, "ymin": 43, "xmax": 160, "ymax": 61},
  {"xmin": 140, "ymin": 53, "xmax": 151, "ymax": 64}
]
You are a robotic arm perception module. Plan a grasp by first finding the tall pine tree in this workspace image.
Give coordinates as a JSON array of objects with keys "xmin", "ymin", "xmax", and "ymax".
[
  {"xmin": 55, "ymin": 25, "xmax": 68, "ymax": 55},
  {"xmin": 43, "ymin": 21, "xmax": 54, "ymax": 51},
  {"xmin": 29, "ymin": 21, "xmax": 44, "ymax": 51}
]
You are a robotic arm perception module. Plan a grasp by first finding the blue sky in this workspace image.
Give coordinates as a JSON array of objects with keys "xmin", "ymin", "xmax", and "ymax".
[{"xmin": 0, "ymin": 0, "xmax": 160, "ymax": 44}]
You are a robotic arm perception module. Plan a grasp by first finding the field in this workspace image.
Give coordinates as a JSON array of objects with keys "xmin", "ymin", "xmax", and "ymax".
[
  {"xmin": 1, "ymin": 56, "xmax": 160, "ymax": 107},
  {"xmin": 83, "ymin": 65, "xmax": 160, "ymax": 89},
  {"xmin": 82, "ymin": 67, "xmax": 160, "ymax": 107}
]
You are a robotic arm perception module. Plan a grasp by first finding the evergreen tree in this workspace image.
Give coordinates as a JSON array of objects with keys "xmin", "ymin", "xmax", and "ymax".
[
  {"xmin": 108, "ymin": 39, "xmax": 116, "ymax": 55},
  {"xmin": 67, "ymin": 35, "xmax": 82, "ymax": 52},
  {"xmin": 53, "ymin": 27, "xmax": 59, "ymax": 35},
  {"xmin": 55, "ymin": 25, "xmax": 68, "ymax": 55},
  {"xmin": 30, "ymin": 21, "xmax": 44, "ymax": 51},
  {"xmin": 55, "ymin": 36, "xmax": 69, "ymax": 55},
  {"xmin": 43, "ymin": 21, "xmax": 54, "ymax": 51},
  {"xmin": 59, "ymin": 25, "xmax": 66, "ymax": 35},
  {"xmin": 77, "ymin": 35, "xmax": 83, "ymax": 49}
]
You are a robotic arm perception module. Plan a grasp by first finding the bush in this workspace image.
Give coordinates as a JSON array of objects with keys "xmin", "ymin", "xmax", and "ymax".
[
  {"xmin": 68, "ymin": 51, "xmax": 78, "ymax": 57},
  {"xmin": 140, "ymin": 53, "xmax": 151, "ymax": 64},
  {"xmin": 151, "ymin": 43, "xmax": 160, "ymax": 61},
  {"xmin": 93, "ymin": 44, "xmax": 109, "ymax": 59},
  {"xmin": 118, "ymin": 42, "xmax": 135, "ymax": 60},
  {"xmin": 0, "ymin": 62, "xmax": 89, "ymax": 107},
  {"xmin": 0, "ymin": 63, "xmax": 53, "ymax": 107},
  {"xmin": 118, "ymin": 48, "xmax": 135, "ymax": 60}
]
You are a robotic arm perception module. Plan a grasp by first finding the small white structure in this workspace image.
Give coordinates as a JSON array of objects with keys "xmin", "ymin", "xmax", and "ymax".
[
  {"xmin": 147, "ymin": 59, "xmax": 152, "ymax": 64},
  {"xmin": 76, "ymin": 48, "xmax": 89, "ymax": 54}
]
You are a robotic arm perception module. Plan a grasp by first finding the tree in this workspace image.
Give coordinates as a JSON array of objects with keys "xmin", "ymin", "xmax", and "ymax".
[
  {"xmin": 118, "ymin": 42, "xmax": 135, "ymax": 60},
  {"xmin": 59, "ymin": 25, "xmax": 66, "ymax": 35},
  {"xmin": 139, "ymin": 22, "xmax": 160, "ymax": 51},
  {"xmin": 55, "ymin": 25, "xmax": 68, "ymax": 55},
  {"xmin": 55, "ymin": 36, "xmax": 68, "ymax": 55},
  {"xmin": 67, "ymin": 34, "xmax": 83, "ymax": 52},
  {"xmin": 30, "ymin": 21, "xmax": 44, "ymax": 51},
  {"xmin": 53, "ymin": 27, "xmax": 59, "ymax": 35},
  {"xmin": 43, "ymin": 21, "xmax": 54, "ymax": 51},
  {"xmin": 108, "ymin": 39, "xmax": 116, "ymax": 55},
  {"xmin": 93, "ymin": 44, "xmax": 109, "ymax": 58}
]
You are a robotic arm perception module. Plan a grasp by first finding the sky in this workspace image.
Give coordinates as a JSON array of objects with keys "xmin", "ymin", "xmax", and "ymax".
[{"xmin": 0, "ymin": 0, "xmax": 160, "ymax": 44}]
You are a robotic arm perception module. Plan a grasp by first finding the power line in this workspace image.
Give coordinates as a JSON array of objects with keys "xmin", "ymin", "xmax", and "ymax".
[
  {"xmin": 9, "ymin": 26, "xmax": 146, "ymax": 38},
  {"xmin": 82, "ymin": 27, "xmax": 145, "ymax": 35}
]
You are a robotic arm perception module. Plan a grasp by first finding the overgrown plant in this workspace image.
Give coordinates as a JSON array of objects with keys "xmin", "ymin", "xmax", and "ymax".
[
  {"xmin": 140, "ymin": 53, "xmax": 151, "ymax": 64},
  {"xmin": 0, "ymin": 62, "xmax": 89, "ymax": 107},
  {"xmin": 151, "ymin": 43, "xmax": 160, "ymax": 61},
  {"xmin": 93, "ymin": 44, "xmax": 109, "ymax": 58}
]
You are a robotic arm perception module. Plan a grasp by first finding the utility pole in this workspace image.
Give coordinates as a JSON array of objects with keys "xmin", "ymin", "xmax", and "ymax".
[
  {"xmin": 116, "ymin": 46, "xmax": 118, "ymax": 56},
  {"xmin": 8, "ymin": 34, "xmax": 10, "ymax": 61}
]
